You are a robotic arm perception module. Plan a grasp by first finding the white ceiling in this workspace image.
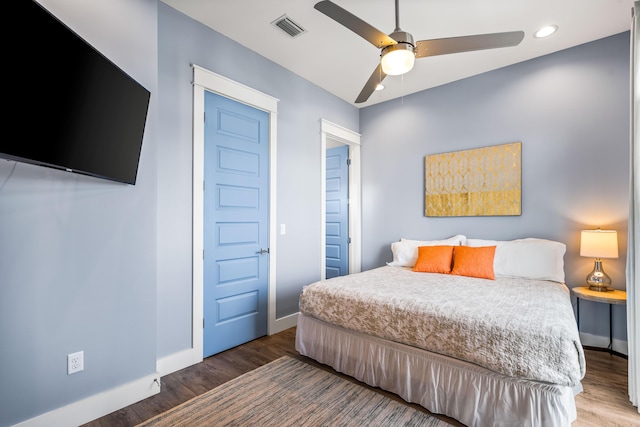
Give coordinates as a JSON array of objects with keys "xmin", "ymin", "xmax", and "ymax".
[{"xmin": 161, "ymin": 0, "xmax": 634, "ymax": 108}]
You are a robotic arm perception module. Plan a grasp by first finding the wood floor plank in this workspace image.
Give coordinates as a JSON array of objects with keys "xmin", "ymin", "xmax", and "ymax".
[{"xmin": 83, "ymin": 327, "xmax": 639, "ymax": 427}]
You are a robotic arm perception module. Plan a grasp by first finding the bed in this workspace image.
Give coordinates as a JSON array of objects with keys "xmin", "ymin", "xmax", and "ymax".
[{"xmin": 295, "ymin": 235, "xmax": 586, "ymax": 427}]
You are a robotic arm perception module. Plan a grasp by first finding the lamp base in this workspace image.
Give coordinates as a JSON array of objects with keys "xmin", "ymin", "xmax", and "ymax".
[
  {"xmin": 586, "ymin": 259, "xmax": 613, "ymax": 292},
  {"xmin": 588, "ymin": 284, "xmax": 613, "ymax": 292}
]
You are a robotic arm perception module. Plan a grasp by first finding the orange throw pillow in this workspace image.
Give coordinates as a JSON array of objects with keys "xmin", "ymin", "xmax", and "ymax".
[
  {"xmin": 451, "ymin": 246, "xmax": 496, "ymax": 279},
  {"xmin": 413, "ymin": 245, "xmax": 455, "ymax": 273}
]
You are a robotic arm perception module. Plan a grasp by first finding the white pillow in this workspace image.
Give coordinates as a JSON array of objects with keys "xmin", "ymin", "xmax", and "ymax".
[
  {"xmin": 466, "ymin": 238, "xmax": 566, "ymax": 283},
  {"xmin": 466, "ymin": 238, "xmax": 504, "ymax": 247},
  {"xmin": 388, "ymin": 234, "xmax": 467, "ymax": 267}
]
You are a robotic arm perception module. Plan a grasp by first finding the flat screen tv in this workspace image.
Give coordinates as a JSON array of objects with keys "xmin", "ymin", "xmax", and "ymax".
[{"xmin": 2, "ymin": 1, "xmax": 151, "ymax": 185}]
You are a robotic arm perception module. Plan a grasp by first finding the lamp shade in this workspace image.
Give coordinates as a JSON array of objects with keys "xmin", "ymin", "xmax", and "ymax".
[{"xmin": 580, "ymin": 229, "xmax": 618, "ymax": 259}]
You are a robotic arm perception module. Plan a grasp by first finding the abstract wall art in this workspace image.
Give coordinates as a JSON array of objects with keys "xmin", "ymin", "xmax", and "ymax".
[{"xmin": 424, "ymin": 142, "xmax": 521, "ymax": 217}]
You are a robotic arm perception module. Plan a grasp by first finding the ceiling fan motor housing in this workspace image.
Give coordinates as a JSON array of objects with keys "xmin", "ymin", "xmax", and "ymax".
[
  {"xmin": 380, "ymin": 41, "xmax": 416, "ymax": 60},
  {"xmin": 389, "ymin": 30, "xmax": 414, "ymax": 46}
]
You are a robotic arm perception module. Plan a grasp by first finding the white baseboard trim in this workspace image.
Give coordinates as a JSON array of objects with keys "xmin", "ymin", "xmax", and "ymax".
[
  {"xmin": 270, "ymin": 312, "xmax": 298, "ymax": 335},
  {"xmin": 157, "ymin": 347, "xmax": 203, "ymax": 377},
  {"xmin": 579, "ymin": 332, "xmax": 628, "ymax": 356},
  {"xmin": 14, "ymin": 372, "xmax": 160, "ymax": 427}
]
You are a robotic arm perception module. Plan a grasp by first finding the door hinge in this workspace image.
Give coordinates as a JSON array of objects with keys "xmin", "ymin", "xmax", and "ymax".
[
  {"xmin": 203, "ymin": 249, "xmax": 205, "ymax": 259},
  {"xmin": 348, "ymin": 237, "xmax": 352, "ymax": 244},
  {"xmin": 346, "ymin": 158, "xmax": 351, "ymax": 166},
  {"xmin": 203, "ymin": 318, "xmax": 205, "ymax": 329}
]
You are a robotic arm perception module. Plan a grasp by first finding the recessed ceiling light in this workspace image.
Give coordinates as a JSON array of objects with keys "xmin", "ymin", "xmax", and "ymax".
[
  {"xmin": 375, "ymin": 83, "xmax": 385, "ymax": 91},
  {"xmin": 534, "ymin": 25, "xmax": 558, "ymax": 38}
]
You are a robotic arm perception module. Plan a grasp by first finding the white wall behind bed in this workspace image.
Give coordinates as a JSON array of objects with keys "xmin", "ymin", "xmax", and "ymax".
[{"xmin": 359, "ymin": 32, "xmax": 630, "ymax": 353}]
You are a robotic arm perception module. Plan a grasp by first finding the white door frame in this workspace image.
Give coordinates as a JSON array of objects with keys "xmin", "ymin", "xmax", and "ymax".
[
  {"xmin": 192, "ymin": 65, "xmax": 279, "ymax": 361},
  {"xmin": 320, "ymin": 119, "xmax": 362, "ymax": 278}
]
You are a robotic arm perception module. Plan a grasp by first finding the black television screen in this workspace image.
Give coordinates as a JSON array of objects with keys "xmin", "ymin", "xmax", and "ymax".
[{"xmin": 3, "ymin": 1, "xmax": 151, "ymax": 185}]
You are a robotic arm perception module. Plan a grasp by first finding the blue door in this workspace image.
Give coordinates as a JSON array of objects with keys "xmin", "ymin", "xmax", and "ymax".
[
  {"xmin": 326, "ymin": 145, "xmax": 349, "ymax": 278},
  {"xmin": 203, "ymin": 91, "xmax": 269, "ymax": 357}
]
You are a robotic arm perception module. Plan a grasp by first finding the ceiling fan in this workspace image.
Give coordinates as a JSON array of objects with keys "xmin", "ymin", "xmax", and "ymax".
[{"xmin": 314, "ymin": 0, "xmax": 525, "ymax": 103}]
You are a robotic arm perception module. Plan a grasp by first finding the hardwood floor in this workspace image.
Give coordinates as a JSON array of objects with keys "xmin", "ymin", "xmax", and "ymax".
[
  {"xmin": 574, "ymin": 349, "xmax": 639, "ymax": 427},
  {"xmin": 84, "ymin": 328, "xmax": 639, "ymax": 427}
]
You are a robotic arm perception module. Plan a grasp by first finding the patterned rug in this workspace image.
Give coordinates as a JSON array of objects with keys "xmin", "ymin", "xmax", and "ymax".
[{"xmin": 137, "ymin": 355, "xmax": 452, "ymax": 426}]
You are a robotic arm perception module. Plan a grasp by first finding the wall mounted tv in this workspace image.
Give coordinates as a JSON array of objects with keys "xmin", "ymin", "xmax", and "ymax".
[{"xmin": 2, "ymin": 1, "xmax": 151, "ymax": 185}]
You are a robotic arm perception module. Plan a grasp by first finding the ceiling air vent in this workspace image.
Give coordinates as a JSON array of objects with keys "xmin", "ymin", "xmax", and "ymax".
[{"xmin": 271, "ymin": 15, "xmax": 306, "ymax": 38}]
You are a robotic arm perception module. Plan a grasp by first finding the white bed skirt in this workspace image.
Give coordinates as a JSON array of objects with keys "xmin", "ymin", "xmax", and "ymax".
[{"xmin": 295, "ymin": 313, "xmax": 580, "ymax": 427}]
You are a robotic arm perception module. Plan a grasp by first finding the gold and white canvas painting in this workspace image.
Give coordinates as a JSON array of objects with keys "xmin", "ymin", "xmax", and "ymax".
[{"xmin": 424, "ymin": 142, "xmax": 521, "ymax": 217}]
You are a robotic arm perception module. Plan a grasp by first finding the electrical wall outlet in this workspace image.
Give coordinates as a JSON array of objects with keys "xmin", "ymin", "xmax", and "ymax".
[{"xmin": 68, "ymin": 351, "xmax": 84, "ymax": 375}]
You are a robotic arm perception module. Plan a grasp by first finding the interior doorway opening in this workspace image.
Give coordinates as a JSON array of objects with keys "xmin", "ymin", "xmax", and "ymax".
[{"xmin": 320, "ymin": 119, "xmax": 361, "ymax": 279}]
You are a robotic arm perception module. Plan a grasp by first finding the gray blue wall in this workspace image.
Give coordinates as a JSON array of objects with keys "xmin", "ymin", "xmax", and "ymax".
[{"xmin": 360, "ymin": 32, "xmax": 630, "ymax": 347}]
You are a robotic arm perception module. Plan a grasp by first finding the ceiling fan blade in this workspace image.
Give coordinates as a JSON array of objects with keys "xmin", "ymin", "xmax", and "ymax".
[
  {"xmin": 415, "ymin": 31, "xmax": 524, "ymax": 58},
  {"xmin": 314, "ymin": 1, "xmax": 397, "ymax": 48},
  {"xmin": 355, "ymin": 64, "xmax": 387, "ymax": 103}
]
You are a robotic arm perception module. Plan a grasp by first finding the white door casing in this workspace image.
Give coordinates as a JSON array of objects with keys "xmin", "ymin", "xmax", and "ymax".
[{"xmin": 320, "ymin": 119, "xmax": 362, "ymax": 279}]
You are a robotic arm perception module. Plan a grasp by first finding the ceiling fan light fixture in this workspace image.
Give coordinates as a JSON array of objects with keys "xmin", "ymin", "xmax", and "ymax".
[{"xmin": 380, "ymin": 43, "xmax": 415, "ymax": 75}]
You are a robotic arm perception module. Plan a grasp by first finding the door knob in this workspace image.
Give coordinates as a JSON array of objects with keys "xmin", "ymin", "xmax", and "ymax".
[{"xmin": 256, "ymin": 248, "xmax": 270, "ymax": 255}]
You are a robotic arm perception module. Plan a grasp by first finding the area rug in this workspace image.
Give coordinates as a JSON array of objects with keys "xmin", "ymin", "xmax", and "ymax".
[{"xmin": 137, "ymin": 356, "xmax": 452, "ymax": 426}]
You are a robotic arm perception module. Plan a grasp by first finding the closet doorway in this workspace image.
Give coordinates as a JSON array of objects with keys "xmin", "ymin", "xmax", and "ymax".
[{"xmin": 320, "ymin": 119, "xmax": 361, "ymax": 279}]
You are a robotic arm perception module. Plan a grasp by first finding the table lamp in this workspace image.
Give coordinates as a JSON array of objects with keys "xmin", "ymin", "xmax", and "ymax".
[{"xmin": 580, "ymin": 229, "xmax": 618, "ymax": 292}]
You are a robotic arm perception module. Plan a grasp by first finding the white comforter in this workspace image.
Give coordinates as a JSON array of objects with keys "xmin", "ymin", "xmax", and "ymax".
[{"xmin": 299, "ymin": 266, "xmax": 586, "ymax": 387}]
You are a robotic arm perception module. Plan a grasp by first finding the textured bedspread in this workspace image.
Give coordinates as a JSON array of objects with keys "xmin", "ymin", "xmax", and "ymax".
[{"xmin": 299, "ymin": 266, "xmax": 586, "ymax": 387}]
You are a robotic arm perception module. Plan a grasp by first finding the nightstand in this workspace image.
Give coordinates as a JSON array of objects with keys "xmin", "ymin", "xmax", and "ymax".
[{"xmin": 571, "ymin": 286, "xmax": 627, "ymax": 358}]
